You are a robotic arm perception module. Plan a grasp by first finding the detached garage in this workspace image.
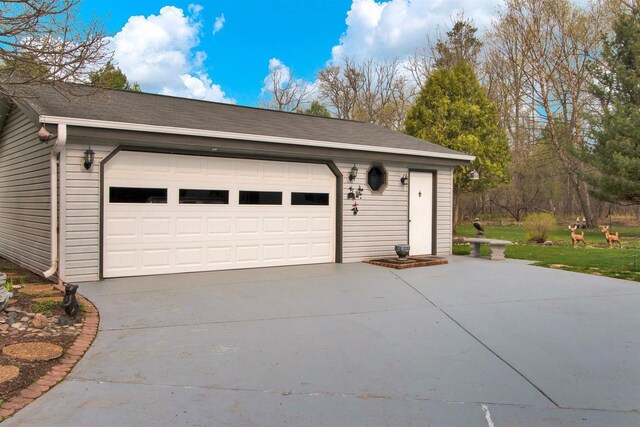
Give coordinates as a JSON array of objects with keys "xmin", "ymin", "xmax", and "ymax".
[{"xmin": 0, "ymin": 84, "xmax": 474, "ymax": 282}]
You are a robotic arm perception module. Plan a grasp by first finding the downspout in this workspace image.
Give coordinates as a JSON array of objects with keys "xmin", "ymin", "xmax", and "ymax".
[{"xmin": 43, "ymin": 123, "xmax": 67, "ymax": 282}]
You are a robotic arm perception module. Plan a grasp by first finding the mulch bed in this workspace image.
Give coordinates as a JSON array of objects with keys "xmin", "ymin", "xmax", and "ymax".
[
  {"xmin": 0, "ymin": 335, "xmax": 74, "ymax": 400},
  {"xmin": 0, "ymin": 257, "xmax": 99, "ymax": 420}
]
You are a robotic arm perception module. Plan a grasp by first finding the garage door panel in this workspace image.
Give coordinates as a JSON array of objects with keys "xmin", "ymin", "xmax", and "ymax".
[
  {"xmin": 288, "ymin": 217, "xmax": 309, "ymax": 233},
  {"xmin": 236, "ymin": 217, "xmax": 259, "ymax": 234},
  {"xmin": 263, "ymin": 244, "xmax": 285, "ymax": 261},
  {"xmin": 103, "ymin": 152, "xmax": 335, "ymax": 278},
  {"xmin": 288, "ymin": 243, "xmax": 310, "ymax": 260},
  {"xmin": 263, "ymin": 217, "xmax": 285, "ymax": 233},
  {"xmin": 106, "ymin": 218, "xmax": 136, "ymax": 238},
  {"xmin": 312, "ymin": 217, "xmax": 332, "ymax": 232},
  {"xmin": 176, "ymin": 247, "xmax": 203, "ymax": 267},
  {"xmin": 236, "ymin": 245, "xmax": 260, "ymax": 263},
  {"xmin": 207, "ymin": 218, "xmax": 233, "ymax": 235},
  {"xmin": 207, "ymin": 247, "xmax": 233, "ymax": 265},
  {"xmin": 312, "ymin": 242, "xmax": 332, "ymax": 258},
  {"xmin": 263, "ymin": 163, "xmax": 285, "ymax": 178},
  {"xmin": 105, "ymin": 249, "xmax": 138, "ymax": 272},
  {"xmin": 175, "ymin": 218, "xmax": 203, "ymax": 236},
  {"xmin": 142, "ymin": 218, "xmax": 172, "ymax": 237}
]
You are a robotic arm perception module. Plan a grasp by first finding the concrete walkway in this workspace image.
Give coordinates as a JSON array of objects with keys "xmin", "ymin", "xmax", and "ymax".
[{"xmin": 4, "ymin": 257, "xmax": 640, "ymax": 426}]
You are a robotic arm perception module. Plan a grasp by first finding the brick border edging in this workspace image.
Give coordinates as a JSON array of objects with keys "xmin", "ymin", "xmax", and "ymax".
[
  {"xmin": 0, "ymin": 286, "xmax": 100, "ymax": 418},
  {"xmin": 364, "ymin": 257, "xmax": 449, "ymax": 269}
]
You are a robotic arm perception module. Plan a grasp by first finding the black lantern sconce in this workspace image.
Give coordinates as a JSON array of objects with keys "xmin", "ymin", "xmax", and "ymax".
[
  {"xmin": 83, "ymin": 147, "xmax": 95, "ymax": 170},
  {"xmin": 348, "ymin": 164, "xmax": 358, "ymax": 182},
  {"xmin": 400, "ymin": 174, "xmax": 408, "ymax": 185},
  {"xmin": 469, "ymin": 169, "xmax": 480, "ymax": 181}
]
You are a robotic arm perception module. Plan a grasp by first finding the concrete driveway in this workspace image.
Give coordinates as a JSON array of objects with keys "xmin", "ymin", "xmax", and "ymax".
[{"xmin": 4, "ymin": 257, "xmax": 640, "ymax": 426}]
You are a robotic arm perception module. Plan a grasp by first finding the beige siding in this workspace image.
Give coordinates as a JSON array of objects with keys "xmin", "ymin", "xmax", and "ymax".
[
  {"xmin": 0, "ymin": 106, "xmax": 51, "ymax": 274},
  {"xmin": 340, "ymin": 162, "xmax": 454, "ymax": 262},
  {"xmin": 60, "ymin": 143, "xmax": 117, "ymax": 282},
  {"xmin": 435, "ymin": 167, "xmax": 453, "ymax": 256},
  {"xmin": 339, "ymin": 162, "xmax": 409, "ymax": 262}
]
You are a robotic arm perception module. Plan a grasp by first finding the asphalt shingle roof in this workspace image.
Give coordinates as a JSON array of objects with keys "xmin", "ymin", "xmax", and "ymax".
[{"xmin": 18, "ymin": 84, "xmax": 467, "ymax": 158}]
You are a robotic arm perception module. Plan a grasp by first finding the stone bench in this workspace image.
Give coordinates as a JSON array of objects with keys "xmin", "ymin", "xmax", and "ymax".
[{"xmin": 463, "ymin": 238, "xmax": 513, "ymax": 261}]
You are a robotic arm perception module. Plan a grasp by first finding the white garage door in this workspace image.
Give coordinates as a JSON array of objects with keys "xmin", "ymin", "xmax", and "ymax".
[{"xmin": 103, "ymin": 151, "xmax": 336, "ymax": 278}]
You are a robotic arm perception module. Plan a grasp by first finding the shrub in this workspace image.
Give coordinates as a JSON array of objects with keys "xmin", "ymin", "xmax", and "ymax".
[{"xmin": 523, "ymin": 213, "xmax": 557, "ymax": 243}]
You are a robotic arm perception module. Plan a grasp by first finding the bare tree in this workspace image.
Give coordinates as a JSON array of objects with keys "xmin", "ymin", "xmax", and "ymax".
[
  {"xmin": 261, "ymin": 61, "xmax": 313, "ymax": 112},
  {"xmin": 483, "ymin": 0, "xmax": 610, "ymax": 226},
  {"xmin": 317, "ymin": 57, "xmax": 412, "ymax": 130},
  {"xmin": 0, "ymin": 0, "xmax": 110, "ymax": 98}
]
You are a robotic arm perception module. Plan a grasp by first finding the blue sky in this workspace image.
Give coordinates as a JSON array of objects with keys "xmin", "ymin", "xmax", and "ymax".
[{"xmin": 79, "ymin": 0, "xmax": 501, "ymax": 106}]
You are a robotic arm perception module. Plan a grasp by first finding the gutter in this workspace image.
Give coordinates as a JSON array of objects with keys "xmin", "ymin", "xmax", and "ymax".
[
  {"xmin": 43, "ymin": 124, "xmax": 67, "ymax": 282},
  {"xmin": 39, "ymin": 115, "xmax": 476, "ymax": 162}
]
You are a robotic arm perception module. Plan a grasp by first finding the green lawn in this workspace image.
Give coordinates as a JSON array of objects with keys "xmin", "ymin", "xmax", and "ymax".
[{"xmin": 455, "ymin": 224, "xmax": 640, "ymax": 282}]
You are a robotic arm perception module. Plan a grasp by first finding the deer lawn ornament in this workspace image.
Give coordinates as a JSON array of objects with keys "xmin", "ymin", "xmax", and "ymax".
[
  {"xmin": 600, "ymin": 225, "xmax": 622, "ymax": 248},
  {"xmin": 568, "ymin": 225, "xmax": 586, "ymax": 247}
]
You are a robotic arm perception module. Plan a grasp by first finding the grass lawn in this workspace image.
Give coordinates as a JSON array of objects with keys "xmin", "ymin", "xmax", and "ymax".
[{"xmin": 454, "ymin": 224, "xmax": 640, "ymax": 282}]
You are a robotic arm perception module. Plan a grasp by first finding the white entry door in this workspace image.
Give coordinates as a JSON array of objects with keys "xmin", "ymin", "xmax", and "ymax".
[
  {"xmin": 409, "ymin": 171, "xmax": 433, "ymax": 255},
  {"xmin": 103, "ymin": 151, "xmax": 336, "ymax": 278}
]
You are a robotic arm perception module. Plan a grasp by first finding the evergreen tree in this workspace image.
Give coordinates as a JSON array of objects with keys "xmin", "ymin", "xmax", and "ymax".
[
  {"xmin": 304, "ymin": 101, "xmax": 331, "ymax": 117},
  {"xmin": 405, "ymin": 61, "xmax": 510, "ymax": 222},
  {"xmin": 88, "ymin": 61, "xmax": 141, "ymax": 91},
  {"xmin": 433, "ymin": 14, "xmax": 482, "ymax": 69},
  {"xmin": 584, "ymin": 6, "xmax": 640, "ymax": 204}
]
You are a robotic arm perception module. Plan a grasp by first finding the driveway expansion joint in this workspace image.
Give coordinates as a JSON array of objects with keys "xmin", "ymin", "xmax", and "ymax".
[
  {"xmin": 97, "ymin": 306, "xmax": 433, "ymax": 332},
  {"xmin": 391, "ymin": 270, "xmax": 561, "ymax": 408}
]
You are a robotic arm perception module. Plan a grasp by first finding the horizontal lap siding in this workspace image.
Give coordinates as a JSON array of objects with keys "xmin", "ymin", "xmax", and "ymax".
[
  {"xmin": 0, "ymin": 107, "xmax": 51, "ymax": 274},
  {"xmin": 61, "ymin": 143, "xmax": 116, "ymax": 282},
  {"xmin": 435, "ymin": 167, "xmax": 453, "ymax": 256},
  {"xmin": 338, "ymin": 162, "xmax": 409, "ymax": 262},
  {"xmin": 339, "ymin": 162, "xmax": 454, "ymax": 262}
]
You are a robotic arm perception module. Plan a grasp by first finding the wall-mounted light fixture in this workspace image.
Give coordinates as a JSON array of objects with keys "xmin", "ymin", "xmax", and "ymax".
[
  {"xmin": 348, "ymin": 164, "xmax": 358, "ymax": 182},
  {"xmin": 83, "ymin": 147, "xmax": 95, "ymax": 170},
  {"xmin": 469, "ymin": 169, "xmax": 480, "ymax": 181},
  {"xmin": 400, "ymin": 174, "xmax": 408, "ymax": 185}
]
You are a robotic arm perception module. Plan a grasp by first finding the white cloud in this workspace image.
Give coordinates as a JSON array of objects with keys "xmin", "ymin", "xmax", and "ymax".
[
  {"xmin": 111, "ymin": 6, "xmax": 234, "ymax": 103},
  {"xmin": 188, "ymin": 4, "xmax": 203, "ymax": 18},
  {"xmin": 262, "ymin": 58, "xmax": 292, "ymax": 92},
  {"xmin": 165, "ymin": 73, "xmax": 229, "ymax": 102},
  {"xmin": 331, "ymin": 0, "xmax": 499, "ymax": 63},
  {"xmin": 213, "ymin": 14, "xmax": 226, "ymax": 35}
]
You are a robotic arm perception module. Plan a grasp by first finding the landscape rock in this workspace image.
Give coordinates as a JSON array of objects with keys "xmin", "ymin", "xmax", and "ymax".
[
  {"xmin": 0, "ymin": 286, "xmax": 13, "ymax": 312},
  {"xmin": 31, "ymin": 313, "xmax": 49, "ymax": 329}
]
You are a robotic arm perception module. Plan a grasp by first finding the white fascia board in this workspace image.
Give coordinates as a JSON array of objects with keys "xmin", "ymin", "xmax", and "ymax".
[{"xmin": 39, "ymin": 115, "xmax": 477, "ymax": 162}]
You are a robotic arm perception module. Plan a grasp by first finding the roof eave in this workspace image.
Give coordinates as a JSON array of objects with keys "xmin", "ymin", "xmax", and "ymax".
[{"xmin": 40, "ymin": 115, "xmax": 476, "ymax": 162}]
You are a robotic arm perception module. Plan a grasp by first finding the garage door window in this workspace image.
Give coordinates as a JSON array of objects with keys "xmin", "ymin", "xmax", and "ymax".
[
  {"xmin": 291, "ymin": 192, "xmax": 330, "ymax": 205},
  {"xmin": 239, "ymin": 191, "xmax": 282, "ymax": 205},
  {"xmin": 179, "ymin": 189, "xmax": 229, "ymax": 204},
  {"xmin": 109, "ymin": 187, "xmax": 167, "ymax": 204}
]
